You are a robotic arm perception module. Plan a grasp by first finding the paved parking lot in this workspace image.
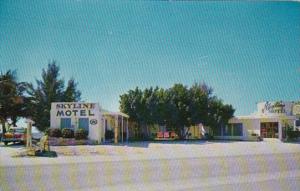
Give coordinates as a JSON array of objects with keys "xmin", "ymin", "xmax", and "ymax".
[
  {"xmin": 1, "ymin": 139, "xmax": 300, "ymax": 191},
  {"xmin": 1, "ymin": 139, "xmax": 299, "ymax": 166}
]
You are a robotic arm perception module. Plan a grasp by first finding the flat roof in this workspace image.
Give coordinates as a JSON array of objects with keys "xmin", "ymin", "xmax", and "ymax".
[
  {"xmin": 233, "ymin": 114, "xmax": 298, "ymax": 120},
  {"xmin": 102, "ymin": 111, "xmax": 129, "ymax": 118}
]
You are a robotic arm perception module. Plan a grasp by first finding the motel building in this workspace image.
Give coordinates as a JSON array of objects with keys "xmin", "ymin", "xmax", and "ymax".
[
  {"xmin": 50, "ymin": 102, "xmax": 129, "ymax": 144},
  {"xmin": 214, "ymin": 101, "xmax": 300, "ymax": 141}
]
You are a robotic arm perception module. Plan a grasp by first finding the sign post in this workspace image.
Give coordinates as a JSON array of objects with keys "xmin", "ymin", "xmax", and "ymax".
[{"xmin": 25, "ymin": 118, "xmax": 34, "ymax": 148}]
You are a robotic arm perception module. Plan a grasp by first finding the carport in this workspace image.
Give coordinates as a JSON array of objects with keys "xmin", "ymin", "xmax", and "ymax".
[{"xmin": 102, "ymin": 112, "xmax": 129, "ymax": 143}]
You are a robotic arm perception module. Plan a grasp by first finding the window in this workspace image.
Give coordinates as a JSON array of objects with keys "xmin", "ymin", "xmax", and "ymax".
[
  {"xmin": 223, "ymin": 125, "xmax": 231, "ymax": 136},
  {"xmin": 60, "ymin": 118, "xmax": 71, "ymax": 129},
  {"xmin": 224, "ymin": 123, "xmax": 243, "ymax": 136},
  {"xmin": 296, "ymin": 120, "xmax": 300, "ymax": 127},
  {"xmin": 232, "ymin": 123, "xmax": 243, "ymax": 136},
  {"xmin": 79, "ymin": 118, "xmax": 89, "ymax": 132}
]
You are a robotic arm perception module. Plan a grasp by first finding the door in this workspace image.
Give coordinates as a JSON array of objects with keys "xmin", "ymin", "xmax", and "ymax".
[{"xmin": 260, "ymin": 122, "xmax": 278, "ymax": 138}]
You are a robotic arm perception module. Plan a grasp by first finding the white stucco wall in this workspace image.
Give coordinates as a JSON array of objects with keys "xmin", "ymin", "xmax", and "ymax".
[
  {"xmin": 228, "ymin": 116, "xmax": 297, "ymax": 140},
  {"xmin": 50, "ymin": 102, "xmax": 104, "ymax": 142},
  {"xmin": 229, "ymin": 117, "xmax": 260, "ymax": 140},
  {"xmin": 223, "ymin": 101, "xmax": 299, "ymax": 141}
]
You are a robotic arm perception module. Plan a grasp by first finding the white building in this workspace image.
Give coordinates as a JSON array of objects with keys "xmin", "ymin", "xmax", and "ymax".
[
  {"xmin": 50, "ymin": 102, "xmax": 129, "ymax": 143},
  {"xmin": 214, "ymin": 101, "xmax": 300, "ymax": 141}
]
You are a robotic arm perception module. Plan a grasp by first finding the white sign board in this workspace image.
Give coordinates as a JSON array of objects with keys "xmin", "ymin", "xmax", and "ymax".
[{"xmin": 292, "ymin": 104, "xmax": 300, "ymax": 116}]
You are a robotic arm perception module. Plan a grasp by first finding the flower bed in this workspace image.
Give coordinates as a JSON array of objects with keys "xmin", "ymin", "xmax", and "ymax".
[{"xmin": 47, "ymin": 128, "xmax": 92, "ymax": 146}]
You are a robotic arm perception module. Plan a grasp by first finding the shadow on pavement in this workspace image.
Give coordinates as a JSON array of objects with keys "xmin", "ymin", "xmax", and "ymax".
[
  {"xmin": 0, "ymin": 142, "xmax": 25, "ymax": 148},
  {"xmin": 102, "ymin": 139, "xmax": 238, "ymax": 148}
]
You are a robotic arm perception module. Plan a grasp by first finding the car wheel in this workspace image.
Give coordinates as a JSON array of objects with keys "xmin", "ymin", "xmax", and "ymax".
[{"xmin": 4, "ymin": 141, "xmax": 8, "ymax": 145}]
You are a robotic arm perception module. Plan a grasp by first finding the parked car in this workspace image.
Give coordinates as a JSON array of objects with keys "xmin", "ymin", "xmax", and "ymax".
[
  {"xmin": 1, "ymin": 127, "xmax": 26, "ymax": 145},
  {"xmin": 1, "ymin": 126, "xmax": 45, "ymax": 145},
  {"xmin": 31, "ymin": 126, "xmax": 44, "ymax": 140}
]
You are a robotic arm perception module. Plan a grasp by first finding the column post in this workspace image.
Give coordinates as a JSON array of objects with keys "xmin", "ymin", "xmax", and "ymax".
[
  {"xmin": 126, "ymin": 118, "xmax": 129, "ymax": 142},
  {"xmin": 121, "ymin": 116, "xmax": 124, "ymax": 143},
  {"xmin": 114, "ymin": 115, "xmax": 118, "ymax": 144},
  {"xmin": 278, "ymin": 122, "xmax": 282, "ymax": 140}
]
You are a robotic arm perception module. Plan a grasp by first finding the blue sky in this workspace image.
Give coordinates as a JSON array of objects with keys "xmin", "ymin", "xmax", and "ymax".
[{"xmin": 0, "ymin": 1, "xmax": 300, "ymax": 116}]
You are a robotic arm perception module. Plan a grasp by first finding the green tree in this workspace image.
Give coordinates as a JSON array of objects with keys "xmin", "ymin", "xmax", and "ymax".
[
  {"xmin": 188, "ymin": 83, "xmax": 211, "ymax": 126},
  {"xmin": 141, "ymin": 87, "xmax": 154, "ymax": 137},
  {"xmin": 64, "ymin": 78, "xmax": 81, "ymax": 102},
  {"xmin": 28, "ymin": 61, "xmax": 81, "ymax": 131},
  {"xmin": 120, "ymin": 87, "xmax": 150, "ymax": 138},
  {"xmin": 0, "ymin": 70, "xmax": 29, "ymax": 134},
  {"xmin": 119, "ymin": 87, "xmax": 143, "ymax": 125},
  {"xmin": 152, "ymin": 87, "xmax": 167, "ymax": 126},
  {"xmin": 206, "ymin": 96, "xmax": 235, "ymax": 136},
  {"xmin": 120, "ymin": 82, "xmax": 235, "ymax": 139},
  {"xmin": 165, "ymin": 84, "xmax": 190, "ymax": 138}
]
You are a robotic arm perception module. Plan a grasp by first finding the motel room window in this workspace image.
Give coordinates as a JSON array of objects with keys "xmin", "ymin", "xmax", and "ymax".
[
  {"xmin": 296, "ymin": 120, "xmax": 300, "ymax": 127},
  {"xmin": 60, "ymin": 118, "xmax": 71, "ymax": 129},
  {"xmin": 232, "ymin": 123, "xmax": 243, "ymax": 136},
  {"xmin": 223, "ymin": 125, "xmax": 231, "ymax": 136},
  {"xmin": 223, "ymin": 123, "xmax": 243, "ymax": 136},
  {"xmin": 79, "ymin": 118, "xmax": 89, "ymax": 132}
]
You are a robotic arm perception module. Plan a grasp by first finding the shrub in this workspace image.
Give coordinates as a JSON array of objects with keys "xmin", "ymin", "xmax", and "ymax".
[
  {"xmin": 48, "ymin": 128, "xmax": 62, "ymax": 138},
  {"xmin": 74, "ymin": 128, "xmax": 88, "ymax": 140},
  {"xmin": 128, "ymin": 137, "xmax": 145, "ymax": 142},
  {"xmin": 62, "ymin": 128, "xmax": 74, "ymax": 138},
  {"xmin": 204, "ymin": 133, "xmax": 214, "ymax": 140},
  {"xmin": 286, "ymin": 126, "xmax": 300, "ymax": 141},
  {"xmin": 45, "ymin": 128, "xmax": 50, "ymax": 135}
]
